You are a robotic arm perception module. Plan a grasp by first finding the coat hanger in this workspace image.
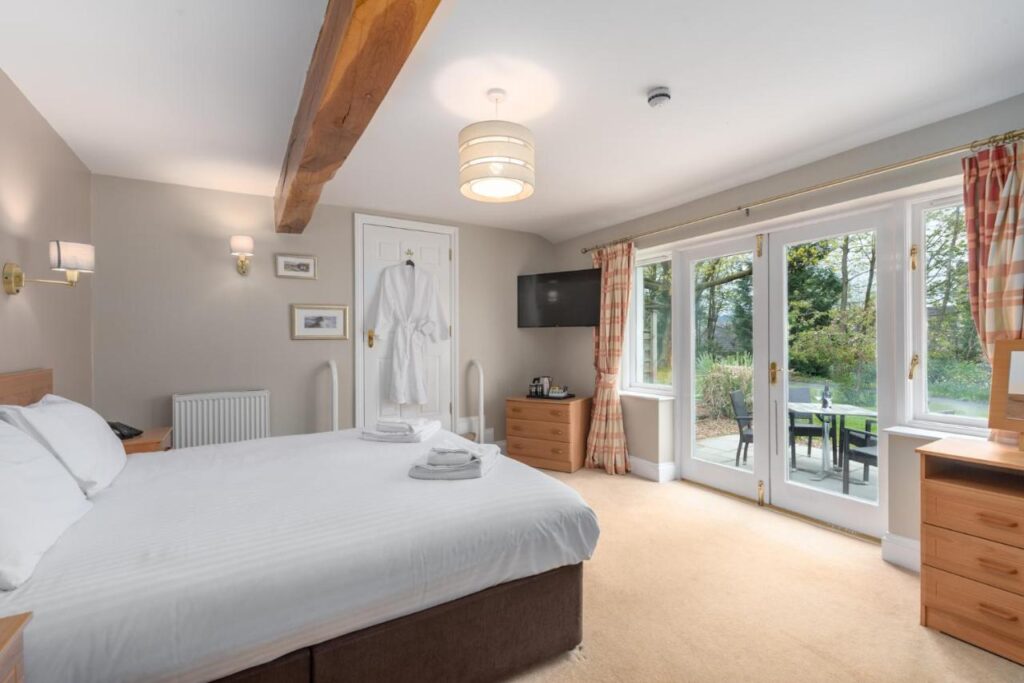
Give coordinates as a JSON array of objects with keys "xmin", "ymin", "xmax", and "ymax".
[{"xmin": 404, "ymin": 249, "xmax": 415, "ymax": 267}]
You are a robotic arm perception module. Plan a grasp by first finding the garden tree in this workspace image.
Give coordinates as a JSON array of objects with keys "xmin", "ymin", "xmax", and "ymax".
[
  {"xmin": 694, "ymin": 255, "xmax": 752, "ymax": 356},
  {"xmin": 923, "ymin": 206, "xmax": 990, "ymax": 406},
  {"xmin": 641, "ymin": 261, "xmax": 672, "ymax": 382},
  {"xmin": 786, "ymin": 241, "xmax": 841, "ymax": 375}
]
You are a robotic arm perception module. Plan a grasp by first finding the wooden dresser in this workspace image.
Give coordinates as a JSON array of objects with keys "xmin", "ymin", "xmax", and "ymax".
[
  {"xmin": 506, "ymin": 396, "xmax": 591, "ymax": 473},
  {"xmin": 0, "ymin": 612, "xmax": 30, "ymax": 683},
  {"xmin": 918, "ymin": 438, "xmax": 1024, "ymax": 664}
]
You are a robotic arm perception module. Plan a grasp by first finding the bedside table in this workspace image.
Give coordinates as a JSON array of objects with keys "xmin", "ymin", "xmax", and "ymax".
[
  {"xmin": 0, "ymin": 612, "xmax": 30, "ymax": 683},
  {"xmin": 122, "ymin": 427, "xmax": 173, "ymax": 455}
]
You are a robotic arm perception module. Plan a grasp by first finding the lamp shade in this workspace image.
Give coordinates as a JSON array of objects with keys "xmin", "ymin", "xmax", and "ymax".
[
  {"xmin": 49, "ymin": 241, "xmax": 95, "ymax": 272},
  {"xmin": 458, "ymin": 120, "xmax": 535, "ymax": 202},
  {"xmin": 229, "ymin": 235, "xmax": 255, "ymax": 256}
]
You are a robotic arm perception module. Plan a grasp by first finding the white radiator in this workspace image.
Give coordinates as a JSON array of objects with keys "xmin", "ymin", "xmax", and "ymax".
[{"xmin": 172, "ymin": 390, "xmax": 270, "ymax": 448}]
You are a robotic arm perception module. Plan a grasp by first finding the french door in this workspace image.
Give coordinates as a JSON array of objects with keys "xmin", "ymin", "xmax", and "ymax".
[
  {"xmin": 677, "ymin": 235, "xmax": 769, "ymax": 500},
  {"xmin": 676, "ymin": 207, "xmax": 897, "ymax": 537}
]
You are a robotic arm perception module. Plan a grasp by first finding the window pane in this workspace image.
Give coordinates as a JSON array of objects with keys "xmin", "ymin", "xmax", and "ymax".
[
  {"xmin": 923, "ymin": 204, "xmax": 990, "ymax": 418},
  {"xmin": 640, "ymin": 261, "xmax": 672, "ymax": 385},
  {"xmin": 692, "ymin": 253, "xmax": 753, "ymax": 470}
]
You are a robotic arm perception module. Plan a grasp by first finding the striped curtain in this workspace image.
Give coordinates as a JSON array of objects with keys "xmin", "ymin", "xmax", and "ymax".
[
  {"xmin": 964, "ymin": 143, "xmax": 1024, "ymax": 360},
  {"xmin": 587, "ymin": 242, "xmax": 634, "ymax": 474}
]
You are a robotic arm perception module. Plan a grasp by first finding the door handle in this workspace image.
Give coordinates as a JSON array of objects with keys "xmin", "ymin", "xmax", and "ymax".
[
  {"xmin": 769, "ymin": 361, "xmax": 778, "ymax": 385},
  {"xmin": 367, "ymin": 328, "xmax": 375, "ymax": 348}
]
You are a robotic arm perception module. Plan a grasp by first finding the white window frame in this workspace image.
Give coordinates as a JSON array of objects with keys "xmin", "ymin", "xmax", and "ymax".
[
  {"xmin": 627, "ymin": 251, "xmax": 674, "ymax": 394},
  {"xmin": 908, "ymin": 193, "xmax": 989, "ymax": 430}
]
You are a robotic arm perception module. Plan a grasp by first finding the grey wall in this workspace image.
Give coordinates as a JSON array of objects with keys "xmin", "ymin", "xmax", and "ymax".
[
  {"xmin": 550, "ymin": 93, "xmax": 1024, "ymax": 397},
  {"xmin": 0, "ymin": 70, "xmax": 93, "ymax": 403},
  {"xmin": 91, "ymin": 175, "xmax": 555, "ymax": 438}
]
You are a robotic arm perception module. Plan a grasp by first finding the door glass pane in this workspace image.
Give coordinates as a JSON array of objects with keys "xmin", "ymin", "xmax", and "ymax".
[
  {"xmin": 640, "ymin": 261, "xmax": 672, "ymax": 385},
  {"xmin": 693, "ymin": 253, "xmax": 754, "ymax": 471},
  {"xmin": 786, "ymin": 231, "xmax": 878, "ymax": 502},
  {"xmin": 923, "ymin": 204, "xmax": 990, "ymax": 418}
]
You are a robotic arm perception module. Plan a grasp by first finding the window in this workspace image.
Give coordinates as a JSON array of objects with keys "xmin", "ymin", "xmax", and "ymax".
[
  {"xmin": 631, "ymin": 257, "xmax": 672, "ymax": 389},
  {"xmin": 912, "ymin": 197, "xmax": 990, "ymax": 425}
]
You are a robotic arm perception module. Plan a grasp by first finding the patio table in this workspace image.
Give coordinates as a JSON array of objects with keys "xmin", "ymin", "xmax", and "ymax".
[{"xmin": 787, "ymin": 402, "xmax": 877, "ymax": 481}]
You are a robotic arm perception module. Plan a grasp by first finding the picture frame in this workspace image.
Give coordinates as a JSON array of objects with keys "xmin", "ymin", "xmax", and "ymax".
[
  {"xmin": 988, "ymin": 338, "xmax": 1024, "ymax": 434},
  {"xmin": 290, "ymin": 304, "xmax": 349, "ymax": 340},
  {"xmin": 276, "ymin": 254, "xmax": 318, "ymax": 280}
]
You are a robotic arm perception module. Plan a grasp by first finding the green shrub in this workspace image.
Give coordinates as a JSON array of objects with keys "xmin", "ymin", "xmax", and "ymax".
[
  {"xmin": 696, "ymin": 352, "xmax": 753, "ymax": 418},
  {"xmin": 927, "ymin": 357, "xmax": 991, "ymax": 403}
]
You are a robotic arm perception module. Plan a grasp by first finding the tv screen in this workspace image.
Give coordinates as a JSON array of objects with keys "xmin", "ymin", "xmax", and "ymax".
[{"xmin": 518, "ymin": 269, "xmax": 601, "ymax": 327}]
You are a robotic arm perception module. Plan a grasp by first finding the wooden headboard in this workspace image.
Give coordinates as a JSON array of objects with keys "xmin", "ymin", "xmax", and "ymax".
[{"xmin": 0, "ymin": 369, "xmax": 53, "ymax": 406}]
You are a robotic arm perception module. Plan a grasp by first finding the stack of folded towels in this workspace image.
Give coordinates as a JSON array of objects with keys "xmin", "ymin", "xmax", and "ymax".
[
  {"xmin": 409, "ymin": 442, "xmax": 500, "ymax": 480},
  {"xmin": 361, "ymin": 417, "xmax": 441, "ymax": 443}
]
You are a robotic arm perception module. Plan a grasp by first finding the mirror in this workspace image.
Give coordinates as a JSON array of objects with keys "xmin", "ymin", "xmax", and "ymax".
[
  {"xmin": 1010, "ymin": 351, "xmax": 1024, "ymax": 421},
  {"xmin": 988, "ymin": 340, "xmax": 1024, "ymax": 434}
]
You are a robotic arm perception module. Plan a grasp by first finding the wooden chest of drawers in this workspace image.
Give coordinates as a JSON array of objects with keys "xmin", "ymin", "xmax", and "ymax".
[
  {"xmin": 918, "ymin": 438, "xmax": 1024, "ymax": 664},
  {"xmin": 506, "ymin": 396, "xmax": 591, "ymax": 473},
  {"xmin": 0, "ymin": 613, "xmax": 30, "ymax": 683}
]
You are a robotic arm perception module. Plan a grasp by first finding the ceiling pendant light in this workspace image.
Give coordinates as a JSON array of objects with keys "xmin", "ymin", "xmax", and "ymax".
[{"xmin": 458, "ymin": 88, "xmax": 535, "ymax": 202}]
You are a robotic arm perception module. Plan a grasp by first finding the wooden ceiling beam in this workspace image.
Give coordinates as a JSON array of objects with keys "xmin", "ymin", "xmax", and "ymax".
[{"xmin": 274, "ymin": 0, "xmax": 441, "ymax": 233}]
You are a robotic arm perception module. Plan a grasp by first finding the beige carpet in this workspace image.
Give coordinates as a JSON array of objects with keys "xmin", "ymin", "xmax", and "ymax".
[{"xmin": 513, "ymin": 469, "xmax": 1022, "ymax": 682}]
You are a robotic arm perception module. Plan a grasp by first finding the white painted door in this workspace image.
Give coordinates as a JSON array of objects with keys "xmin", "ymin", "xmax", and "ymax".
[
  {"xmin": 357, "ymin": 218, "xmax": 455, "ymax": 429},
  {"xmin": 676, "ymin": 234, "xmax": 770, "ymax": 501},
  {"xmin": 765, "ymin": 207, "xmax": 898, "ymax": 537}
]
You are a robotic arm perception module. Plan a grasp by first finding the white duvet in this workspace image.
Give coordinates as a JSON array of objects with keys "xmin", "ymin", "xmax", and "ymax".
[{"xmin": 0, "ymin": 429, "xmax": 599, "ymax": 683}]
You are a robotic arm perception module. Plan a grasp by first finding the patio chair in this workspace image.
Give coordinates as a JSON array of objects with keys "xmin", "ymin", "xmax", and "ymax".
[
  {"xmin": 788, "ymin": 387, "xmax": 820, "ymax": 468},
  {"xmin": 840, "ymin": 419, "xmax": 877, "ymax": 495},
  {"xmin": 729, "ymin": 390, "xmax": 753, "ymax": 466}
]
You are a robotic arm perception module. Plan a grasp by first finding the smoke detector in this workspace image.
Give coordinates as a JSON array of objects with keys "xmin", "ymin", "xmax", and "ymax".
[{"xmin": 647, "ymin": 86, "xmax": 671, "ymax": 108}]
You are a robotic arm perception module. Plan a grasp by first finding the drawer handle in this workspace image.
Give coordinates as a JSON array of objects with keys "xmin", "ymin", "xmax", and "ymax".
[
  {"xmin": 550, "ymin": 410, "xmax": 562, "ymax": 417},
  {"xmin": 978, "ymin": 602, "xmax": 1020, "ymax": 622},
  {"xmin": 510, "ymin": 407, "xmax": 522, "ymax": 413},
  {"xmin": 551, "ymin": 448, "xmax": 564, "ymax": 455},
  {"xmin": 977, "ymin": 557, "xmax": 1019, "ymax": 575},
  {"xmin": 977, "ymin": 512, "xmax": 1019, "ymax": 529},
  {"xmin": 512, "ymin": 425, "xmax": 522, "ymax": 431},
  {"xmin": 551, "ymin": 429, "xmax": 564, "ymax": 436}
]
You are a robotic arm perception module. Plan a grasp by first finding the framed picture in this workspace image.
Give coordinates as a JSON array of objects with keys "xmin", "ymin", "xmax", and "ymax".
[
  {"xmin": 291, "ymin": 304, "xmax": 349, "ymax": 340},
  {"xmin": 276, "ymin": 254, "xmax": 317, "ymax": 280}
]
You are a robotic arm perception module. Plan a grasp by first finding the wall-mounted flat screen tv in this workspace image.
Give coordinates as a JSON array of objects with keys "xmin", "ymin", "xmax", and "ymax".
[{"xmin": 517, "ymin": 268, "xmax": 601, "ymax": 327}]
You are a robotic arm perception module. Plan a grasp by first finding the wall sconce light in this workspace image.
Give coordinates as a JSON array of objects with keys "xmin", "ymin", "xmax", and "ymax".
[
  {"xmin": 230, "ymin": 235, "xmax": 254, "ymax": 276},
  {"xmin": 3, "ymin": 241, "xmax": 95, "ymax": 295}
]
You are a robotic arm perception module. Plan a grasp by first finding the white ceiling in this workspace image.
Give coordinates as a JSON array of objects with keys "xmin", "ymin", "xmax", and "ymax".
[{"xmin": 3, "ymin": 1, "xmax": 1024, "ymax": 243}]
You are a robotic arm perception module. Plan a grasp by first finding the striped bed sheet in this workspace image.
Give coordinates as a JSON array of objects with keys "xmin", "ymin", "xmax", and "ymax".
[{"xmin": 0, "ymin": 429, "xmax": 599, "ymax": 683}]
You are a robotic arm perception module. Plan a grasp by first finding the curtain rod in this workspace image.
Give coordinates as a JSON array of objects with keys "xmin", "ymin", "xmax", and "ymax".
[{"xmin": 580, "ymin": 127, "xmax": 1024, "ymax": 255}]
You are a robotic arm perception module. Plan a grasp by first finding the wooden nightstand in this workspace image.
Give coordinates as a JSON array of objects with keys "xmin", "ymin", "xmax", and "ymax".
[
  {"xmin": 123, "ymin": 427, "xmax": 173, "ymax": 455},
  {"xmin": 506, "ymin": 396, "xmax": 592, "ymax": 473},
  {"xmin": 0, "ymin": 612, "xmax": 30, "ymax": 683}
]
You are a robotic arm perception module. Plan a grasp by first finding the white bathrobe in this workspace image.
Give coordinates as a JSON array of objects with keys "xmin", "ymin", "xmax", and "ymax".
[{"xmin": 372, "ymin": 264, "xmax": 450, "ymax": 405}]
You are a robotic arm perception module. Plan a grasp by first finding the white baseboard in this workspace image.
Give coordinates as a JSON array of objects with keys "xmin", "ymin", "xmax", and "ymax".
[
  {"xmin": 882, "ymin": 533, "xmax": 920, "ymax": 573},
  {"xmin": 630, "ymin": 457, "xmax": 678, "ymax": 483}
]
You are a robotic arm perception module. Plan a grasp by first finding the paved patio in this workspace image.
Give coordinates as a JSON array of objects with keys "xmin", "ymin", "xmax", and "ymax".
[{"xmin": 694, "ymin": 433, "xmax": 877, "ymax": 502}]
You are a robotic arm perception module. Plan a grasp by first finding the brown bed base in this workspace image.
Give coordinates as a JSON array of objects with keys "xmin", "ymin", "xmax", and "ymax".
[{"xmin": 215, "ymin": 563, "xmax": 582, "ymax": 683}]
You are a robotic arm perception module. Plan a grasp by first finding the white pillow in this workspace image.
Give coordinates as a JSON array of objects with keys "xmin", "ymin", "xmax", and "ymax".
[
  {"xmin": 0, "ymin": 394, "xmax": 127, "ymax": 497},
  {"xmin": 0, "ymin": 421, "xmax": 92, "ymax": 590}
]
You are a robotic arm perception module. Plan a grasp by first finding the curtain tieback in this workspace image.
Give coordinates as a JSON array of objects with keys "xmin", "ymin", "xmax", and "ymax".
[{"xmin": 596, "ymin": 373, "xmax": 618, "ymax": 389}]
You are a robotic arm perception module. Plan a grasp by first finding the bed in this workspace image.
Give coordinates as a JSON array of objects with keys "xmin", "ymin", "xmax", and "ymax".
[{"xmin": 0, "ymin": 369, "xmax": 600, "ymax": 682}]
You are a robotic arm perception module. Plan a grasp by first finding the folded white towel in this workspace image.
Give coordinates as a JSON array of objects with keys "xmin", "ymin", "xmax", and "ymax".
[
  {"xmin": 375, "ymin": 417, "xmax": 432, "ymax": 434},
  {"xmin": 361, "ymin": 421, "xmax": 441, "ymax": 443},
  {"xmin": 427, "ymin": 450, "xmax": 473, "ymax": 467},
  {"xmin": 409, "ymin": 442, "xmax": 501, "ymax": 480}
]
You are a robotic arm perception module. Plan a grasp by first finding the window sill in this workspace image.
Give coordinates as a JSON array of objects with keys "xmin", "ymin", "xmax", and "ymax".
[
  {"xmin": 885, "ymin": 422, "xmax": 988, "ymax": 442},
  {"xmin": 620, "ymin": 389, "xmax": 675, "ymax": 401}
]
